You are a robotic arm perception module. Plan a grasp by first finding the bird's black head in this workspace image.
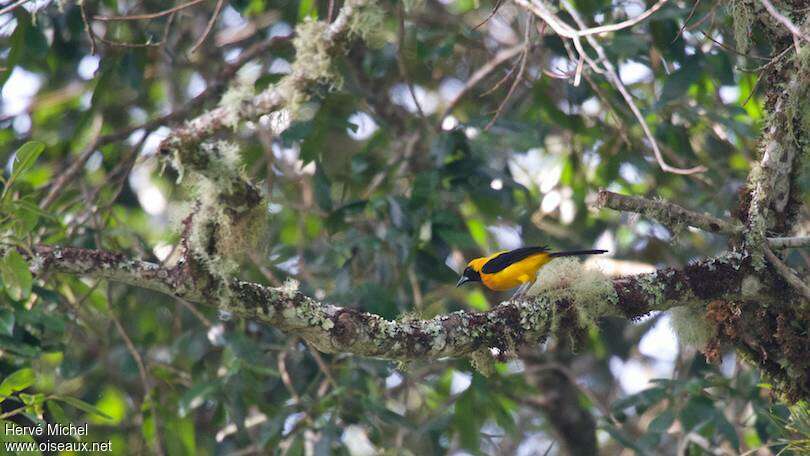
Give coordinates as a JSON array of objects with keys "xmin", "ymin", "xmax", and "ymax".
[{"xmin": 456, "ymin": 267, "xmax": 481, "ymax": 287}]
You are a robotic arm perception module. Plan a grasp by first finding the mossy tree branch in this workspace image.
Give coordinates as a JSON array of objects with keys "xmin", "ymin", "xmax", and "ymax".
[
  {"xmin": 26, "ymin": 245, "xmax": 772, "ymax": 359},
  {"xmin": 595, "ymin": 190, "xmax": 807, "ymax": 249},
  {"xmin": 595, "ymin": 189, "xmax": 743, "ymax": 235},
  {"xmin": 158, "ymin": 0, "xmax": 378, "ymax": 156}
]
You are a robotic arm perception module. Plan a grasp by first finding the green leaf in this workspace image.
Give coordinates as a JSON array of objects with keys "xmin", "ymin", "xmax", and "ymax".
[
  {"xmin": 313, "ymin": 162, "xmax": 333, "ymax": 211},
  {"xmin": 46, "ymin": 400, "xmax": 69, "ymax": 425},
  {"xmin": 4, "ymin": 141, "xmax": 45, "ymax": 196},
  {"xmin": 0, "ymin": 250, "xmax": 33, "ymax": 301},
  {"xmin": 679, "ymin": 396, "xmax": 715, "ymax": 432},
  {"xmin": 178, "ymin": 381, "xmax": 218, "ymax": 417},
  {"xmin": 648, "ymin": 409, "xmax": 675, "ymax": 433},
  {"xmin": 53, "ymin": 395, "xmax": 113, "ymax": 420},
  {"xmin": 454, "ymin": 391, "xmax": 480, "ymax": 451},
  {"xmin": 602, "ymin": 424, "xmax": 651, "ymax": 454},
  {"xmin": 0, "ymin": 336, "xmax": 40, "ymax": 357},
  {"xmin": 0, "ymin": 308, "xmax": 14, "ymax": 336},
  {"xmin": 298, "ymin": 0, "xmax": 317, "ymax": 19},
  {"xmin": 611, "ymin": 386, "xmax": 667, "ymax": 416},
  {"xmin": 658, "ymin": 58, "xmax": 702, "ymax": 106},
  {"xmin": 0, "ymin": 368, "xmax": 35, "ymax": 398}
]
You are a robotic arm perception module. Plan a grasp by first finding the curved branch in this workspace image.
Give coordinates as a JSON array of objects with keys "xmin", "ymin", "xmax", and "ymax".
[{"xmin": 30, "ymin": 245, "xmax": 758, "ymax": 361}]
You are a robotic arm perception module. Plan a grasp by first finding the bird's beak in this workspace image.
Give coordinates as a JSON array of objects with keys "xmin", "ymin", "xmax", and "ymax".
[{"xmin": 456, "ymin": 276, "xmax": 471, "ymax": 287}]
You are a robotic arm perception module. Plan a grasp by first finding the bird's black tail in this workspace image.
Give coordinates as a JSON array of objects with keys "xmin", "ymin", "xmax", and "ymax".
[{"xmin": 549, "ymin": 249, "xmax": 608, "ymax": 257}]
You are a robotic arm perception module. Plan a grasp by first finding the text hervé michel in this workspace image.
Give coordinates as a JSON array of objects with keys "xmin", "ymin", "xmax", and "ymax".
[{"xmin": 5, "ymin": 422, "xmax": 89, "ymax": 437}]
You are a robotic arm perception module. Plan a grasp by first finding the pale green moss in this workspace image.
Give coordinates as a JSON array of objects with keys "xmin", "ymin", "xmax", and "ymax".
[
  {"xmin": 403, "ymin": 0, "xmax": 424, "ymax": 13},
  {"xmin": 670, "ymin": 305, "xmax": 714, "ymax": 348},
  {"xmin": 292, "ymin": 19, "xmax": 342, "ymax": 90},
  {"xmin": 729, "ymin": 0, "xmax": 752, "ymax": 54},
  {"xmin": 217, "ymin": 65, "xmax": 262, "ymax": 131},
  {"xmin": 741, "ymin": 274, "xmax": 762, "ymax": 298},
  {"xmin": 348, "ymin": 3, "xmax": 387, "ymax": 48},
  {"xmin": 175, "ymin": 142, "xmax": 268, "ymax": 306},
  {"xmin": 528, "ymin": 257, "xmax": 618, "ymax": 331},
  {"xmin": 469, "ymin": 348, "xmax": 495, "ymax": 377},
  {"xmin": 219, "ymin": 84, "xmax": 255, "ymax": 131}
]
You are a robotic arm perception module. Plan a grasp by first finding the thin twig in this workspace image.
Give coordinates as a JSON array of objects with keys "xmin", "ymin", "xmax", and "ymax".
[
  {"xmin": 515, "ymin": 0, "xmax": 668, "ymax": 39},
  {"xmin": 515, "ymin": 0, "xmax": 705, "ymax": 174},
  {"xmin": 107, "ymin": 285, "xmax": 166, "ymax": 456},
  {"xmin": 562, "ymin": 2, "xmax": 707, "ymax": 175},
  {"xmin": 396, "ymin": 3, "xmax": 426, "ymax": 120},
  {"xmin": 763, "ymin": 246, "xmax": 810, "ymax": 301},
  {"xmin": 485, "ymin": 15, "xmax": 533, "ymax": 130},
  {"xmin": 94, "ymin": 0, "xmax": 206, "ymax": 21},
  {"xmin": 190, "ymin": 0, "xmax": 226, "ymax": 53},
  {"xmin": 178, "ymin": 297, "xmax": 213, "ymax": 326},
  {"xmin": 79, "ymin": 0, "xmax": 97, "ymax": 55},
  {"xmin": 472, "ymin": 0, "xmax": 505, "ymax": 31},
  {"xmin": 304, "ymin": 341, "xmax": 337, "ymax": 388},
  {"xmin": 278, "ymin": 343, "xmax": 301, "ymax": 403},
  {"xmin": 0, "ymin": 0, "xmax": 31, "ymax": 16},
  {"xmin": 673, "ymin": 0, "xmax": 700, "ymax": 43},
  {"xmin": 437, "ymin": 44, "xmax": 524, "ymax": 126},
  {"xmin": 700, "ymin": 30, "xmax": 772, "ymax": 61}
]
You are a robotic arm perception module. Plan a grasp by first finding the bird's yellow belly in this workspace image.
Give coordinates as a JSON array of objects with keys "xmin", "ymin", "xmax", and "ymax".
[{"xmin": 480, "ymin": 254, "xmax": 551, "ymax": 291}]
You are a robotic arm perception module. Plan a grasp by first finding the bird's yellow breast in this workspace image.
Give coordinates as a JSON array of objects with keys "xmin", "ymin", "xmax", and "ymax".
[{"xmin": 476, "ymin": 252, "xmax": 551, "ymax": 291}]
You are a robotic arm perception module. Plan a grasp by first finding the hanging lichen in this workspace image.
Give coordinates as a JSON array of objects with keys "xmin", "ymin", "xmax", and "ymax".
[{"xmin": 729, "ymin": 0, "xmax": 753, "ymax": 54}]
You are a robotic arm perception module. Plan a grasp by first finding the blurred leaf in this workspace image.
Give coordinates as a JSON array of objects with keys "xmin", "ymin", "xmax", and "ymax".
[
  {"xmin": 0, "ymin": 308, "xmax": 14, "ymax": 336},
  {"xmin": 313, "ymin": 162, "xmax": 333, "ymax": 211},
  {"xmin": 658, "ymin": 57, "xmax": 702, "ymax": 106},
  {"xmin": 298, "ymin": 0, "xmax": 317, "ymax": 19},
  {"xmin": 0, "ymin": 250, "xmax": 33, "ymax": 301},
  {"xmin": 179, "ymin": 381, "xmax": 219, "ymax": 417},
  {"xmin": 5, "ymin": 141, "xmax": 45, "ymax": 194},
  {"xmin": 53, "ymin": 395, "xmax": 114, "ymax": 420},
  {"xmin": 648, "ymin": 409, "xmax": 675, "ymax": 433},
  {"xmin": 0, "ymin": 368, "xmax": 35, "ymax": 399},
  {"xmin": 611, "ymin": 386, "xmax": 667, "ymax": 416},
  {"xmin": 679, "ymin": 395, "xmax": 714, "ymax": 432},
  {"xmin": 90, "ymin": 387, "xmax": 128, "ymax": 425}
]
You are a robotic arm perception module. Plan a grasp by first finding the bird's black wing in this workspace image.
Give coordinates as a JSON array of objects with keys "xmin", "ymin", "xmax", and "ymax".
[{"xmin": 481, "ymin": 246, "xmax": 549, "ymax": 274}]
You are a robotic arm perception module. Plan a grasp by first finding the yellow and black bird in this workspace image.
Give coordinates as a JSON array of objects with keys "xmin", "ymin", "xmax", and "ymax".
[{"xmin": 456, "ymin": 246, "xmax": 607, "ymax": 295}]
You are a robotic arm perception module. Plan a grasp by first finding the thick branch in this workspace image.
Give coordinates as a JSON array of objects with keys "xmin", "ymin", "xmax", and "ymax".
[{"xmin": 31, "ymin": 245, "xmax": 760, "ymax": 361}]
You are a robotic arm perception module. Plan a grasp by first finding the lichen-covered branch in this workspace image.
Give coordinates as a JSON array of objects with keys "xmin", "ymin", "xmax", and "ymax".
[
  {"xmin": 768, "ymin": 236, "xmax": 810, "ymax": 249},
  {"xmin": 743, "ymin": 3, "xmax": 808, "ymax": 271},
  {"xmin": 29, "ymin": 245, "xmax": 765, "ymax": 360},
  {"xmin": 27, "ymin": 245, "xmax": 810, "ymax": 398},
  {"xmin": 595, "ymin": 189, "xmax": 742, "ymax": 235},
  {"xmin": 158, "ymin": 0, "xmax": 379, "ymax": 156},
  {"xmin": 595, "ymin": 190, "xmax": 809, "ymax": 250}
]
